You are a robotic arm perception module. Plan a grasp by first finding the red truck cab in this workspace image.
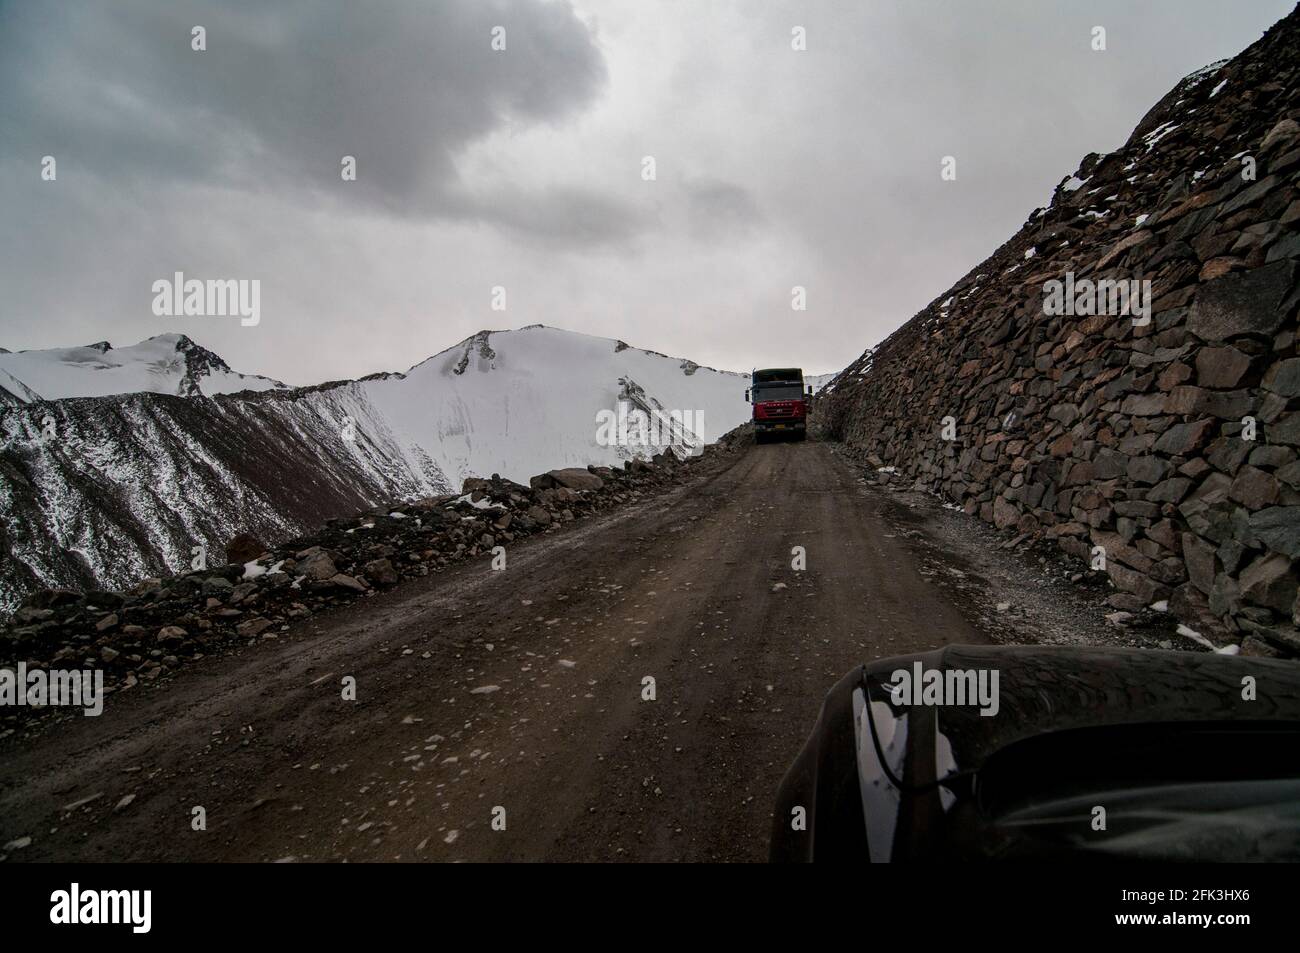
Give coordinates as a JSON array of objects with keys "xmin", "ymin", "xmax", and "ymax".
[{"xmin": 747, "ymin": 368, "xmax": 811, "ymax": 443}]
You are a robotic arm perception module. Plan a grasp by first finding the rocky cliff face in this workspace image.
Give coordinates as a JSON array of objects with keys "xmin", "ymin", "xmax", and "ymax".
[
  {"xmin": 0, "ymin": 388, "xmax": 441, "ymax": 609},
  {"xmin": 819, "ymin": 8, "xmax": 1300, "ymax": 656}
]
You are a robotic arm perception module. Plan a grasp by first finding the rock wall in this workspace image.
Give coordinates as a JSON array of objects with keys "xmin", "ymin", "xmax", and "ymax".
[{"xmin": 818, "ymin": 8, "xmax": 1300, "ymax": 656}]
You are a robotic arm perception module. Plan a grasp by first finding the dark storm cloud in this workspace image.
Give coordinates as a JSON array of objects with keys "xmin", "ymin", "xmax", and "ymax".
[{"xmin": 0, "ymin": 0, "xmax": 620, "ymax": 225}]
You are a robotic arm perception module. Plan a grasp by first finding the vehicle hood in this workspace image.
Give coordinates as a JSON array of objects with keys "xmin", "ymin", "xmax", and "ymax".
[
  {"xmin": 861, "ymin": 644, "xmax": 1300, "ymax": 776},
  {"xmin": 855, "ymin": 644, "xmax": 1300, "ymax": 861}
]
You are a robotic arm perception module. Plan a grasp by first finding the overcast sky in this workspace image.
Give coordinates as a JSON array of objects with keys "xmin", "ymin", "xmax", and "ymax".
[{"xmin": 1, "ymin": 0, "xmax": 1294, "ymax": 384}]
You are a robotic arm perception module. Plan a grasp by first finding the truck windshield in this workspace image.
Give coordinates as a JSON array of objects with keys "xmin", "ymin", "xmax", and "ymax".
[{"xmin": 754, "ymin": 384, "xmax": 803, "ymax": 401}]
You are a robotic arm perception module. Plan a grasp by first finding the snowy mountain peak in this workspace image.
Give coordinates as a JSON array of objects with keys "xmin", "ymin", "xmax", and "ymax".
[
  {"xmin": 410, "ymin": 325, "xmax": 747, "ymax": 384},
  {"xmin": 450, "ymin": 329, "xmax": 499, "ymax": 375},
  {"xmin": 0, "ymin": 322, "xmax": 755, "ymax": 608},
  {"xmin": 0, "ymin": 333, "xmax": 286, "ymax": 403}
]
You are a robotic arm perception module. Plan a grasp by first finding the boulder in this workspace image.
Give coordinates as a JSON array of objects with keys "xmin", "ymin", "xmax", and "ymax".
[
  {"xmin": 1106, "ymin": 562, "xmax": 1164, "ymax": 603},
  {"xmin": 1147, "ymin": 477, "xmax": 1192, "ymax": 503},
  {"xmin": 328, "ymin": 573, "xmax": 368, "ymax": 593},
  {"xmin": 1248, "ymin": 507, "xmax": 1300, "ymax": 558},
  {"xmin": 236, "ymin": 617, "xmax": 274, "ymax": 637},
  {"xmin": 992, "ymin": 496, "xmax": 1020, "ymax": 529},
  {"xmin": 1239, "ymin": 553, "xmax": 1297, "ymax": 613},
  {"xmin": 1165, "ymin": 386, "xmax": 1252, "ymax": 419},
  {"xmin": 363, "ymin": 558, "xmax": 399, "ymax": 588},
  {"xmin": 544, "ymin": 468, "xmax": 605, "ymax": 491},
  {"xmin": 1269, "ymin": 414, "xmax": 1300, "ymax": 446},
  {"xmin": 1126, "ymin": 456, "xmax": 1170, "ymax": 485},
  {"xmin": 1207, "ymin": 436, "xmax": 1252, "ymax": 475},
  {"xmin": 1194, "ymin": 346, "xmax": 1252, "ymax": 388},
  {"xmin": 1261, "ymin": 118, "xmax": 1300, "ymax": 153},
  {"xmin": 1229, "ymin": 466, "xmax": 1280, "ymax": 509},
  {"xmin": 297, "ymin": 551, "xmax": 340, "ymax": 581},
  {"xmin": 1187, "ymin": 260, "xmax": 1295, "ymax": 341},
  {"xmin": 1153, "ymin": 418, "xmax": 1216, "ymax": 455},
  {"xmin": 1250, "ymin": 446, "xmax": 1294, "ymax": 469},
  {"xmin": 156, "ymin": 625, "xmax": 187, "ymax": 645},
  {"xmin": 1181, "ymin": 533, "xmax": 1217, "ymax": 595},
  {"xmin": 225, "ymin": 532, "xmax": 268, "ymax": 566},
  {"xmin": 1241, "ymin": 635, "xmax": 1285, "ymax": 658},
  {"xmin": 1263, "ymin": 358, "xmax": 1300, "ymax": 398}
]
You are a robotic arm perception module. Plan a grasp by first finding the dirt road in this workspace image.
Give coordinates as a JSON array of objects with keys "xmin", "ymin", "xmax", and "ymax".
[{"xmin": 0, "ymin": 441, "xmax": 990, "ymax": 862}]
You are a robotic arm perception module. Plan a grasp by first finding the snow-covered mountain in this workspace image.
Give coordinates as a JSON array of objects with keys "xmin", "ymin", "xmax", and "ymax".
[
  {"xmin": 805, "ymin": 373, "xmax": 835, "ymax": 394},
  {"xmin": 0, "ymin": 333, "xmax": 286, "ymax": 404},
  {"xmin": 0, "ymin": 325, "xmax": 751, "ymax": 609},
  {"xmin": 357, "ymin": 325, "xmax": 751, "ymax": 484}
]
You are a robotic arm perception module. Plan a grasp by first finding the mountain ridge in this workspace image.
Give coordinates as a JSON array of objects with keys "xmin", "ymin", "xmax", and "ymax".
[
  {"xmin": 0, "ymin": 324, "xmax": 753, "ymax": 610},
  {"xmin": 0, "ymin": 332, "xmax": 287, "ymax": 404}
]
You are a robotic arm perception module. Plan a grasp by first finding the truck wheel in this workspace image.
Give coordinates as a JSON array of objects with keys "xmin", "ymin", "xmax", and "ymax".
[
  {"xmin": 796, "ymin": 431, "xmax": 807, "ymax": 442},
  {"xmin": 755, "ymin": 431, "xmax": 767, "ymax": 445}
]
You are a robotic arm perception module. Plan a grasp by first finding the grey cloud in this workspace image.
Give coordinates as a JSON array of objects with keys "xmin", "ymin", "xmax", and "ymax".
[
  {"xmin": 0, "ymin": 0, "xmax": 611, "ymax": 222},
  {"xmin": 451, "ymin": 184, "xmax": 650, "ymax": 249},
  {"xmin": 683, "ymin": 178, "xmax": 764, "ymax": 241}
]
